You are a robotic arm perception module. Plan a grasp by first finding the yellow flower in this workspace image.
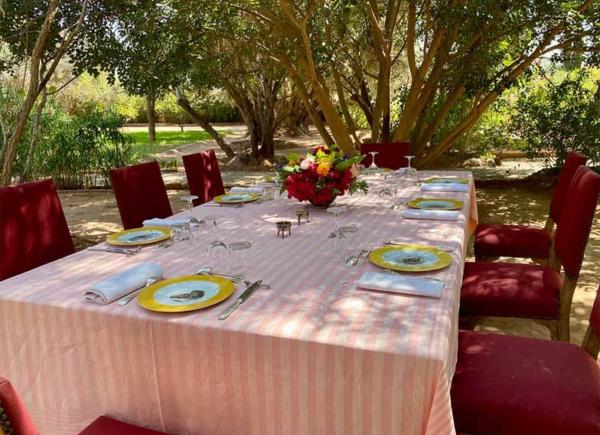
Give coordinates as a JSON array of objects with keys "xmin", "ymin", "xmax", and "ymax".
[{"xmin": 316, "ymin": 162, "xmax": 331, "ymax": 176}]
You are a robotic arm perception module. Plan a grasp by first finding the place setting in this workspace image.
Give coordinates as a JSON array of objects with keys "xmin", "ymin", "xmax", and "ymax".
[
  {"xmin": 86, "ymin": 225, "xmax": 174, "ymax": 255},
  {"xmin": 84, "ymin": 248, "xmax": 269, "ymax": 317},
  {"xmin": 351, "ymin": 243, "xmax": 453, "ymax": 298}
]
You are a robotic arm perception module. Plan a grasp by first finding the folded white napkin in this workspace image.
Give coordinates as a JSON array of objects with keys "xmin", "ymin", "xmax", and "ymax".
[
  {"xmin": 143, "ymin": 217, "xmax": 189, "ymax": 228},
  {"xmin": 84, "ymin": 263, "xmax": 164, "ymax": 304},
  {"xmin": 421, "ymin": 183, "xmax": 469, "ymax": 192},
  {"xmin": 357, "ymin": 271, "xmax": 444, "ymax": 298},
  {"xmin": 403, "ymin": 208, "xmax": 460, "ymax": 221},
  {"xmin": 230, "ymin": 186, "xmax": 264, "ymax": 193}
]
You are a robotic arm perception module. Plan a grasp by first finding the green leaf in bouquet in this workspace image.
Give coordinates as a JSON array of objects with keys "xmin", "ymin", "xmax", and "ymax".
[
  {"xmin": 335, "ymin": 160, "xmax": 352, "ymax": 171},
  {"xmin": 349, "ymin": 180, "xmax": 369, "ymax": 195},
  {"xmin": 286, "ymin": 152, "xmax": 301, "ymax": 164},
  {"xmin": 280, "ymin": 165, "xmax": 298, "ymax": 173}
]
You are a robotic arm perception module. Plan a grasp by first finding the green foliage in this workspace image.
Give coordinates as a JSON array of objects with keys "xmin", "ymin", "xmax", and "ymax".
[
  {"xmin": 512, "ymin": 69, "xmax": 600, "ymax": 166},
  {"xmin": 13, "ymin": 103, "xmax": 134, "ymax": 188}
]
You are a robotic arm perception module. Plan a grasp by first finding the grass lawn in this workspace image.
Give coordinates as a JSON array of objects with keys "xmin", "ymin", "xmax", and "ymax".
[{"xmin": 125, "ymin": 129, "xmax": 230, "ymax": 159}]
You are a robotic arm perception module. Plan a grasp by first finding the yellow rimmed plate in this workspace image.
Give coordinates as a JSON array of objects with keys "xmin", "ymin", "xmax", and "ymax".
[
  {"xmin": 423, "ymin": 177, "xmax": 470, "ymax": 185},
  {"xmin": 214, "ymin": 192, "xmax": 260, "ymax": 204},
  {"xmin": 137, "ymin": 275, "xmax": 236, "ymax": 313},
  {"xmin": 106, "ymin": 226, "xmax": 171, "ymax": 246},
  {"xmin": 369, "ymin": 244, "xmax": 452, "ymax": 272},
  {"xmin": 407, "ymin": 198, "xmax": 464, "ymax": 211}
]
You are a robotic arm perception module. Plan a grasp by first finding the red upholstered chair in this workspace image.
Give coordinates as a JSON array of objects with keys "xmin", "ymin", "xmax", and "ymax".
[
  {"xmin": 461, "ymin": 166, "xmax": 600, "ymax": 341},
  {"xmin": 0, "ymin": 179, "xmax": 75, "ymax": 281},
  {"xmin": 79, "ymin": 416, "xmax": 168, "ymax": 435},
  {"xmin": 110, "ymin": 161, "xmax": 173, "ymax": 230},
  {"xmin": 359, "ymin": 142, "xmax": 411, "ymax": 170},
  {"xmin": 0, "ymin": 378, "xmax": 168, "ymax": 434},
  {"xmin": 0, "ymin": 377, "xmax": 38, "ymax": 435},
  {"xmin": 451, "ymin": 284, "xmax": 600, "ymax": 435},
  {"xmin": 182, "ymin": 149, "xmax": 225, "ymax": 206},
  {"xmin": 474, "ymin": 151, "xmax": 587, "ymax": 262}
]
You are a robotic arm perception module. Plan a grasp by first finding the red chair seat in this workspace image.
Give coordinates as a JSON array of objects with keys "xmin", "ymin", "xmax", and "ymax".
[
  {"xmin": 79, "ymin": 416, "xmax": 167, "ymax": 435},
  {"xmin": 460, "ymin": 261, "xmax": 561, "ymax": 319},
  {"xmin": 451, "ymin": 330, "xmax": 600, "ymax": 435},
  {"xmin": 474, "ymin": 223, "xmax": 551, "ymax": 259}
]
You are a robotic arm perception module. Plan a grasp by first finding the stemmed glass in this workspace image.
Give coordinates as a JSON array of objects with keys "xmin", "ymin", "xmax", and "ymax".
[
  {"xmin": 368, "ymin": 151, "xmax": 379, "ymax": 171},
  {"xmin": 182, "ymin": 195, "xmax": 203, "ymax": 227},
  {"xmin": 405, "ymin": 155, "xmax": 418, "ymax": 185},
  {"xmin": 205, "ymin": 214, "xmax": 227, "ymax": 259},
  {"xmin": 378, "ymin": 173, "xmax": 397, "ymax": 207},
  {"xmin": 183, "ymin": 195, "xmax": 199, "ymax": 212},
  {"xmin": 327, "ymin": 206, "xmax": 346, "ymax": 231},
  {"xmin": 326, "ymin": 206, "xmax": 347, "ymax": 251}
]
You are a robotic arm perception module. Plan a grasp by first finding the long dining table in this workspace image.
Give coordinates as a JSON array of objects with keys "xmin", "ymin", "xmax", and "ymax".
[{"xmin": 0, "ymin": 170, "xmax": 477, "ymax": 435}]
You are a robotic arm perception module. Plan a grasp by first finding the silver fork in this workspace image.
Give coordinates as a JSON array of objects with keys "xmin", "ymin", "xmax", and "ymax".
[{"xmin": 117, "ymin": 278, "xmax": 159, "ymax": 306}]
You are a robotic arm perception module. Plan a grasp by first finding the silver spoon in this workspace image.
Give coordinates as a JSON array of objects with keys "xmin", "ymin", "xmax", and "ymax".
[{"xmin": 195, "ymin": 266, "xmax": 243, "ymax": 283}]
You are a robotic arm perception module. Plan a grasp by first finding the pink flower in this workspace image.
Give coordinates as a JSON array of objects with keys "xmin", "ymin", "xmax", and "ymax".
[{"xmin": 300, "ymin": 159, "xmax": 311, "ymax": 170}]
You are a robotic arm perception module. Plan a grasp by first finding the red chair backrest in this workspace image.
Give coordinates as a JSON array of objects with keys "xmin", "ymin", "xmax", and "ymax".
[
  {"xmin": 0, "ymin": 377, "xmax": 38, "ymax": 434},
  {"xmin": 549, "ymin": 151, "xmax": 587, "ymax": 222},
  {"xmin": 182, "ymin": 150, "xmax": 225, "ymax": 206},
  {"xmin": 359, "ymin": 142, "xmax": 411, "ymax": 170},
  {"xmin": 555, "ymin": 166, "xmax": 600, "ymax": 278},
  {"xmin": 0, "ymin": 179, "xmax": 75, "ymax": 281},
  {"xmin": 110, "ymin": 161, "xmax": 172, "ymax": 230}
]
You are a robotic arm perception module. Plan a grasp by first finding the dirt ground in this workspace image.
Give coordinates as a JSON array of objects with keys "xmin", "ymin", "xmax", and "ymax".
[{"xmin": 59, "ymin": 183, "xmax": 600, "ymax": 353}]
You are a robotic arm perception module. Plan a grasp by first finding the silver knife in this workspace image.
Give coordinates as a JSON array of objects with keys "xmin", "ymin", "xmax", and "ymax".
[{"xmin": 218, "ymin": 280, "xmax": 262, "ymax": 320}]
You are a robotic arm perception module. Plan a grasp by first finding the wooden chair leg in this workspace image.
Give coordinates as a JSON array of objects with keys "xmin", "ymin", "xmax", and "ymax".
[
  {"xmin": 558, "ymin": 314, "xmax": 570, "ymax": 343},
  {"xmin": 557, "ymin": 276, "xmax": 578, "ymax": 343},
  {"xmin": 582, "ymin": 324, "xmax": 600, "ymax": 359}
]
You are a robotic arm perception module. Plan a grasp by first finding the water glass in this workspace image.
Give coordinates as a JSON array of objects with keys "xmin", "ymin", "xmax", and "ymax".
[
  {"xmin": 227, "ymin": 241, "xmax": 252, "ymax": 273},
  {"xmin": 172, "ymin": 221, "xmax": 192, "ymax": 241}
]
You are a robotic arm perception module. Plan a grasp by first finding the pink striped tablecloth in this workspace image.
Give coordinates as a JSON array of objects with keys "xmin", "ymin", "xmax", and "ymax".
[{"xmin": 0, "ymin": 171, "xmax": 477, "ymax": 435}]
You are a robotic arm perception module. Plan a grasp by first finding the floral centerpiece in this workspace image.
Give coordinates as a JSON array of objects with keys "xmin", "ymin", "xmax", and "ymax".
[{"xmin": 277, "ymin": 145, "xmax": 368, "ymax": 207}]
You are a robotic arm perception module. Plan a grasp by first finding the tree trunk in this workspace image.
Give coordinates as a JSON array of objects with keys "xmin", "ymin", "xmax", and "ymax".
[
  {"xmin": 146, "ymin": 95, "xmax": 157, "ymax": 142},
  {"xmin": 0, "ymin": 90, "xmax": 39, "ymax": 185},
  {"xmin": 175, "ymin": 90, "xmax": 236, "ymax": 159},
  {"xmin": 23, "ymin": 89, "xmax": 48, "ymax": 180}
]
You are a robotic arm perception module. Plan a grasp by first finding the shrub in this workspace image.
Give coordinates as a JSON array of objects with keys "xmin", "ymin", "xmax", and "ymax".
[
  {"xmin": 512, "ymin": 69, "xmax": 600, "ymax": 166},
  {"xmin": 15, "ymin": 102, "xmax": 133, "ymax": 188}
]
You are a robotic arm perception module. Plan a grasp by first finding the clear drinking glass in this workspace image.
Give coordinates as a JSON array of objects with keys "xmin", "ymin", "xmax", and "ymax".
[
  {"xmin": 405, "ymin": 156, "xmax": 418, "ymax": 185},
  {"xmin": 326, "ymin": 206, "xmax": 347, "ymax": 231},
  {"xmin": 172, "ymin": 221, "xmax": 192, "ymax": 242},
  {"xmin": 227, "ymin": 241, "xmax": 253, "ymax": 274},
  {"xmin": 368, "ymin": 151, "xmax": 379, "ymax": 171},
  {"xmin": 183, "ymin": 195, "xmax": 199, "ymax": 212},
  {"xmin": 206, "ymin": 214, "xmax": 227, "ymax": 258}
]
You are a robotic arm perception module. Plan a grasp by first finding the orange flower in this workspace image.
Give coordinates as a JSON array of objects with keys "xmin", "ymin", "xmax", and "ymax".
[{"xmin": 316, "ymin": 162, "xmax": 331, "ymax": 176}]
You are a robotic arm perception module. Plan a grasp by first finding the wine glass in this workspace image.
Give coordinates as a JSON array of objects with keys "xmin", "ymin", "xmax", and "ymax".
[
  {"xmin": 326, "ymin": 206, "xmax": 347, "ymax": 231},
  {"xmin": 182, "ymin": 195, "xmax": 204, "ymax": 227},
  {"xmin": 405, "ymin": 155, "xmax": 418, "ymax": 185},
  {"xmin": 183, "ymin": 195, "xmax": 199, "ymax": 212},
  {"xmin": 368, "ymin": 151, "xmax": 379, "ymax": 171},
  {"xmin": 205, "ymin": 214, "xmax": 227, "ymax": 258}
]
